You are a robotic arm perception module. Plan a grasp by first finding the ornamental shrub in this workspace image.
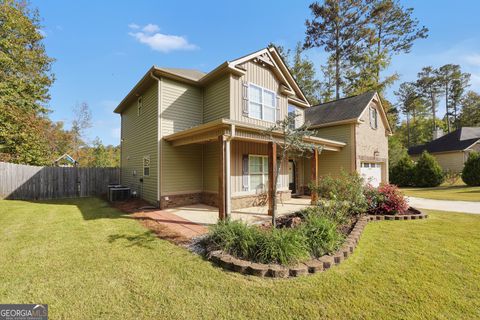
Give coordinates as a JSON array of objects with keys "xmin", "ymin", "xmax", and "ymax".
[
  {"xmin": 299, "ymin": 200, "xmax": 351, "ymax": 224},
  {"xmin": 389, "ymin": 155, "xmax": 415, "ymax": 187},
  {"xmin": 299, "ymin": 214, "xmax": 343, "ymax": 257},
  {"xmin": 207, "ymin": 219, "xmax": 259, "ymax": 259},
  {"xmin": 255, "ymin": 228, "xmax": 310, "ymax": 265},
  {"xmin": 413, "ymin": 151, "xmax": 444, "ymax": 187},
  {"xmin": 309, "ymin": 170, "xmax": 367, "ymax": 215},
  {"xmin": 376, "ymin": 184, "xmax": 409, "ymax": 215},
  {"xmin": 364, "ymin": 185, "xmax": 385, "ymax": 214},
  {"xmin": 462, "ymin": 152, "xmax": 480, "ymax": 186}
]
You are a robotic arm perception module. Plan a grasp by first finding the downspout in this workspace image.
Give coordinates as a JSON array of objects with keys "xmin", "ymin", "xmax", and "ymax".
[{"xmin": 150, "ymin": 71, "xmax": 162, "ymax": 207}]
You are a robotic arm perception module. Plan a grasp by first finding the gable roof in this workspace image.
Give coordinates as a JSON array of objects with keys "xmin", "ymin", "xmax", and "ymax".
[
  {"xmin": 305, "ymin": 91, "xmax": 392, "ymax": 133},
  {"xmin": 114, "ymin": 47, "xmax": 309, "ymax": 113},
  {"xmin": 408, "ymin": 127, "xmax": 480, "ymax": 155}
]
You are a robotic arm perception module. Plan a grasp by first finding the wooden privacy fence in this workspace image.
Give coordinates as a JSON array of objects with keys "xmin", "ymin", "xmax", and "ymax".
[{"xmin": 0, "ymin": 162, "xmax": 120, "ymax": 200}]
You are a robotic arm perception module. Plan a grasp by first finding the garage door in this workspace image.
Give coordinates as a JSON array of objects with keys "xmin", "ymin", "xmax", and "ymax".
[{"xmin": 360, "ymin": 162, "xmax": 382, "ymax": 187}]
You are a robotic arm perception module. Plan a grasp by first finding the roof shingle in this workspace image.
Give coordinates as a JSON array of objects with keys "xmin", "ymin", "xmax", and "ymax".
[
  {"xmin": 305, "ymin": 91, "xmax": 376, "ymax": 126},
  {"xmin": 408, "ymin": 127, "xmax": 480, "ymax": 155}
]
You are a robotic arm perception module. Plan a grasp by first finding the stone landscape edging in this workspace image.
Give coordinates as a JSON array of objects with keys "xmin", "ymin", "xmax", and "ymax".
[{"xmin": 207, "ymin": 210, "xmax": 428, "ymax": 278}]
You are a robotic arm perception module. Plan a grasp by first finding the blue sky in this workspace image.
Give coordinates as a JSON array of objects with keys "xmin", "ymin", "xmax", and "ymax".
[{"xmin": 34, "ymin": 0, "xmax": 480, "ymax": 146}]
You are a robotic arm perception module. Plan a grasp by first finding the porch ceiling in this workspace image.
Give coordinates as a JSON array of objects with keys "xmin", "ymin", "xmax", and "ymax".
[{"xmin": 163, "ymin": 119, "xmax": 346, "ymax": 151}]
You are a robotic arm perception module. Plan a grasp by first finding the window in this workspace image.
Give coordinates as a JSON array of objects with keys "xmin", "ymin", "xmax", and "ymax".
[
  {"xmin": 369, "ymin": 106, "xmax": 378, "ymax": 129},
  {"xmin": 143, "ymin": 155, "xmax": 150, "ymax": 176},
  {"xmin": 249, "ymin": 155, "xmax": 268, "ymax": 191},
  {"xmin": 137, "ymin": 96, "xmax": 143, "ymax": 116},
  {"xmin": 249, "ymin": 84, "xmax": 276, "ymax": 122},
  {"xmin": 288, "ymin": 105, "xmax": 296, "ymax": 129}
]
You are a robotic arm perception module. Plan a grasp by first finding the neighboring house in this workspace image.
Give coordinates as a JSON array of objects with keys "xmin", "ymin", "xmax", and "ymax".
[
  {"xmin": 408, "ymin": 127, "xmax": 480, "ymax": 172},
  {"xmin": 114, "ymin": 47, "xmax": 388, "ymax": 218},
  {"xmin": 54, "ymin": 153, "xmax": 78, "ymax": 167},
  {"xmin": 305, "ymin": 92, "xmax": 392, "ymax": 187}
]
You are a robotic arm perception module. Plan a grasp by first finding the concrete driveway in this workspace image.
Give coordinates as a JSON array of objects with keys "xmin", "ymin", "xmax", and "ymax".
[{"xmin": 408, "ymin": 197, "xmax": 480, "ymax": 214}]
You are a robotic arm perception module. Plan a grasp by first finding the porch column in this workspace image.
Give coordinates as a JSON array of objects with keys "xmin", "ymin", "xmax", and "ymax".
[
  {"xmin": 268, "ymin": 141, "xmax": 277, "ymax": 216},
  {"xmin": 311, "ymin": 148, "xmax": 318, "ymax": 204},
  {"xmin": 225, "ymin": 139, "xmax": 231, "ymax": 216},
  {"xmin": 218, "ymin": 135, "xmax": 226, "ymax": 220}
]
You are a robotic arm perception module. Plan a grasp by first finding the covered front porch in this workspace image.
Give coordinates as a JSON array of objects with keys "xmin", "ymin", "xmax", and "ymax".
[
  {"xmin": 163, "ymin": 196, "xmax": 312, "ymax": 226},
  {"xmin": 162, "ymin": 119, "xmax": 346, "ymax": 220}
]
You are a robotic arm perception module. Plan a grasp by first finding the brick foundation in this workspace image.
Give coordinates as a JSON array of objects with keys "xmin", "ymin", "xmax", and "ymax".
[
  {"xmin": 160, "ymin": 192, "xmax": 202, "ymax": 209},
  {"xmin": 201, "ymin": 192, "xmax": 218, "ymax": 207},
  {"xmin": 231, "ymin": 190, "xmax": 291, "ymax": 210}
]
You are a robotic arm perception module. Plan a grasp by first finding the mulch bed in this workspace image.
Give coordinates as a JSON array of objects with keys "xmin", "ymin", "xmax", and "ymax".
[{"xmin": 207, "ymin": 207, "xmax": 428, "ymax": 278}]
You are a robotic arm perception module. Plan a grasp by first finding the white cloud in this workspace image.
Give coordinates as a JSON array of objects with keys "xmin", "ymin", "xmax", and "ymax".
[
  {"xmin": 111, "ymin": 128, "xmax": 121, "ymax": 139},
  {"xmin": 128, "ymin": 23, "xmax": 197, "ymax": 53},
  {"xmin": 142, "ymin": 23, "xmax": 160, "ymax": 33},
  {"xmin": 128, "ymin": 23, "xmax": 140, "ymax": 30},
  {"xmin": 464, "ymin": 53, "xmax": 480, "ymax": 67}
]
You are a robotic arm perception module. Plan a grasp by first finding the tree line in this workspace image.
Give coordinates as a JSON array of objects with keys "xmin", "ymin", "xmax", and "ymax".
[{"xmin": 0, "ymin": 0, "xmax": 119, "ymax": 167}]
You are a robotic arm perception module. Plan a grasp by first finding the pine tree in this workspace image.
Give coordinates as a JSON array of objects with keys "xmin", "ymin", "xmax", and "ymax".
[
  {"xmin": 458, "ymin": 91, "xmax": 480, "ymax": 127},
  {"xmin": 416, "ymin": 67, "xmax": 443, "ymax": 137},
  {"xmin": 305, "ymin": 0, "xmax": 370, "ymax": 99}
]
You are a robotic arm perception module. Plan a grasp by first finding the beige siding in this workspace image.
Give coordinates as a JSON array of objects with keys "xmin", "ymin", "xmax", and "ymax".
[
  {"xmin": 120, "ymin": 83, "xmax": 158, "ymax": 204},
  {"xmin": 314, "ymin": 124, "xmax": 354, "ymax": 177},
  {"xmin": 412, "ymin": 152, "xmax": 466, "ymax": 173},
  {"xmin": 230, "ymin": 61, "xmax": 288, "ymax": 128},
  {"xmin": 356, "ymin": 101, "xmax": 389, "ymax": 182},
  {"xmin": 160, "ymin": 78, "xmax": 203, "ymax": 195},
  {"xmin": 231, "ymin": 140, "xmax": 288, "ymax": 196},
  {"xmin": 203, "ymin": 143, "xmax": 219, "ymax": 192},
  {"xmin": 203, "ymin": 75, "xmax": 230, "ymax": 123}
]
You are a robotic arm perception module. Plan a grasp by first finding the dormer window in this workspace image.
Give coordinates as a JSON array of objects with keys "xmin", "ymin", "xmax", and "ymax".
[
  {"xmin": 248, "ymin": 84, "xmax": 276, "ymax": 122},
  {"xmin": 369, "ymin": 106, "xmax": 378, "ymax": 129}
]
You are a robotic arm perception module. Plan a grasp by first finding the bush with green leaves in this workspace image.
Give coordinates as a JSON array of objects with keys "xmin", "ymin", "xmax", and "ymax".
[
  {"xmin": 413, "ymin": 151, "xmax": 444, "ymax": 187},
  {"xmin": 309, "ymin": 170, "xmax": 367, "ymax": 214},
  {"xmin": 255, "ymin": 228, "xmax": 310, "ymax": 265},
  {"xmin": 299, "ymin": 214, "xmax": 344, "ymax": 257},
  {"xmin": 207, "ymin": 219, "xmax": 259, "ymax": 259},
  {"xmin": 389, "ymin": 155, "xmax": 415, "ymax": 187},
  {"xmin": 299, "ymin": 200, "xmax": 351, "ymax": 224},
  {"xmin": 207, "ymin": 213, "xmax": 344, "ymax": 265},
  {"xmin": 462, "ymin": 152, "xmax": 480, "ymax": 186}
]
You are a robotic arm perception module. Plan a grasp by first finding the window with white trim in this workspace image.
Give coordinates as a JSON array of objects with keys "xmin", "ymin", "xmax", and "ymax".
[
  {"xmin": 288, "ymin": 105, "xmax": 297, "ymax": 129},
  {"xmin": 249, "ymin": 155, "xmax": 268, "ymax": 191},
  {"xmin": 248, "ymin": 84, "xmax": 276, "ymax": 122},
  {"xmin": 369, "ymin": 106, "xmax": 378, "ymax": 129},
  {"xmin": 143, "ymin": 155, "xmax": 150, "ymax": 176}
]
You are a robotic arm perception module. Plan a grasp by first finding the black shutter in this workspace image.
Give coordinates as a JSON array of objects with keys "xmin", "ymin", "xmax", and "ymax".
[{"xmin": 242, "ymin": 154, "xmax": 249, "ymax": 191}]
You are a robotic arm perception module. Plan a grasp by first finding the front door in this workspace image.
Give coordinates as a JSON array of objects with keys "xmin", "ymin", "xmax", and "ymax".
[{"xmin": 288, "ymin": 160, "xmax": 296, "ymax": 193}]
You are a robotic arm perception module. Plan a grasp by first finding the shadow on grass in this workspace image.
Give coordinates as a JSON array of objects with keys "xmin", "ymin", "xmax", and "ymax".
[{"xmin": 108, "ymin": 231, "xmax": 156, "ymax": 249}]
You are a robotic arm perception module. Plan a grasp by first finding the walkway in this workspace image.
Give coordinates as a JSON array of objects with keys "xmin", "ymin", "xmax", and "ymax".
[{"xmin": 408, "ymin": 197, "xmax": 480, "ymax": 214}]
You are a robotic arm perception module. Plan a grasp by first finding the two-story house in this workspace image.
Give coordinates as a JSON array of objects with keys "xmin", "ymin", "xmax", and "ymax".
[{"xmin": 114, "ymin": 47, "xmax": 390, "ymax": 219}]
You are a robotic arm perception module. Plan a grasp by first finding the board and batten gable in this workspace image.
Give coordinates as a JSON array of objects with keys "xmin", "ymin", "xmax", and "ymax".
[
  {"xmin": 120, "ymin": 82, "xmax": 158, "ymax": 204},
  {"xmin": 230, "ymin": 60, "xmax": 289, "ymax": 128},
  {"xmin": 203, "ymin": 75, "xmax": 230, "ymax": 123},
  {"xmin": 160, "ymin": 78, "xmax": 203, "ymax": 195}
]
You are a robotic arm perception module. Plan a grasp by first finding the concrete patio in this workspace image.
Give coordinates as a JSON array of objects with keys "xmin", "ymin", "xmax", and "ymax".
[{"xmin": 163, "ymin": 196, "xmax": 312, "ymax": 226}]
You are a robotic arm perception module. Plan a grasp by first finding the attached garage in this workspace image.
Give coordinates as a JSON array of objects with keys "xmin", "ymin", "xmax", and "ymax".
[{"xmin": 360, "ymin": 162, "xmax": 382, "ymax": 187}]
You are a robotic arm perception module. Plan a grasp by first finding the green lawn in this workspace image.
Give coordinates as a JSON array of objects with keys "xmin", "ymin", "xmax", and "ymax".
[
  {"xmin": 1, "ymin": 198, "xmax": 479, "ymax": 319},
  {"xmin": 401, "ymin": 183, "xmax": 480, "ymax": 201}
]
